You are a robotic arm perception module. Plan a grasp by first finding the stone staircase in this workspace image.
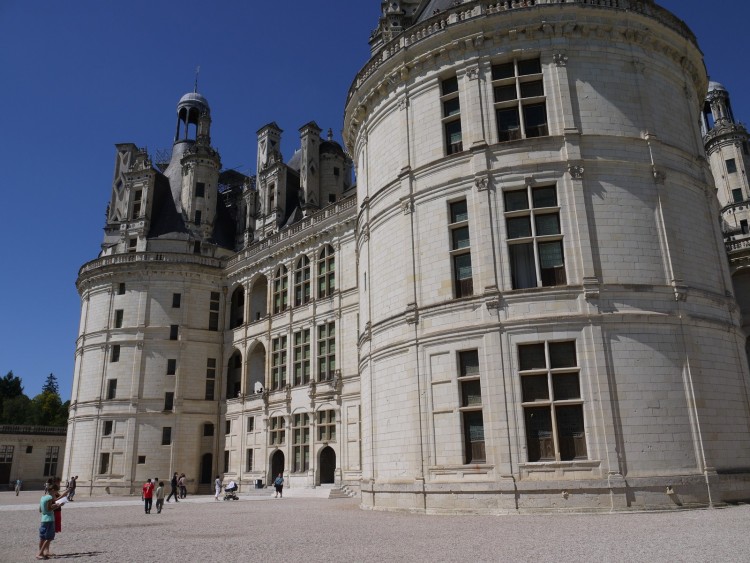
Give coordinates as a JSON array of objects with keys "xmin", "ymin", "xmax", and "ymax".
[{"xmin": 328, "ymin": 485, "xmax": 357, "ymax": 499}]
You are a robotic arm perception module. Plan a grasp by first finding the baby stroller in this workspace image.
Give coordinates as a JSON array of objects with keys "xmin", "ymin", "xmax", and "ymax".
[{"xmin": 223, "ymin": 483, "xmax": 239, "ymax": 501}]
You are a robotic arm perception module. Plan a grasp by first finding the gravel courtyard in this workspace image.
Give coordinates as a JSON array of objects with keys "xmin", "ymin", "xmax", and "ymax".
[{"xmin": 2, "ymin": 490, "xmax": 749, "ymax": 562}]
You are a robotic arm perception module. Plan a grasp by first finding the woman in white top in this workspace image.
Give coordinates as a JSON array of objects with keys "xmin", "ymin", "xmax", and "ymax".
[{"xmin": 214, "ymin": 476, "xmax": 221, "ymax": 501}]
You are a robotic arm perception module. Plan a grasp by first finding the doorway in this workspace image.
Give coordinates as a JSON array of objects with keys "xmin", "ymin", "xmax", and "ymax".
[
  {"xmin": 200, "ymin": 453, "xmax": 213, "ymax": 484},
  {"xmin": 271, "ymin": 450, "xmax": 285, "ymax": 482},
  {"xmin": 319, "ymin": 447, "xmax": 335, "ymax": 485}
]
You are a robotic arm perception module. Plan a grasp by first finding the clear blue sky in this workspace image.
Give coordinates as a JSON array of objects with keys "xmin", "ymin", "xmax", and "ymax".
[{"xmin": 0, "ymin": 1, "xmax": 747, "ymax": 398}]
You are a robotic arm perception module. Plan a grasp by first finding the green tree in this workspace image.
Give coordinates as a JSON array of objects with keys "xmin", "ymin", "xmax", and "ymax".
[
  {"xmin": 41, "ymin": 373, "xmax": 59, "ymax": 396},
  {"xmin": 29, "ymin": 392, "xmax": 63, "ymax": 427},
  {"xmin": 0, "ymin": 371, "xmax": 24, "ymax": 401},
  {"xmin": 0, "ymin": 394, "xmax": 31, "ymax": 425}
]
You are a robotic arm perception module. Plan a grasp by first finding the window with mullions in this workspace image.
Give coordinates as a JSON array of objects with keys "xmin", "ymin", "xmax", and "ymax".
[
  {"xmin": 292, "ymin": 413, "xmax": 310, "ymax": 473},
  {"xmin": 317, "ymin": 410, "xmax": 336, "ymax": 441},
  {"xmin": 270, "ymin": 416, "xmax": 285, "ymax": 446},
  {"xmin": 317, "ymin": 322, "xmax": 335, "ymax": 382},
  {"xmin": 273, "ymin": 266, "xmax": 289, "ymax": 313},
  {"xmin": 519, "ymin": 341, "xmax": 587, "ymax": 462},
  {"xmin": 205, "ymin": 358, "xmax": 216, "ymax": 401},
  {"xmin": 99, "ymin": 453, "xmax": 110, "ymax": 474},
  {"xmin": 114, "ymin": 309, "xmax": 123, "ymax": 328},
  {"xmin": 505, "ymin": 185, "xmax": 566, "ymax": 289},
  {"xmin": 317, "ymin": 245, "xmax": 335, "ymax": 298},
  {"xmin": 43, "ymin": 446, "xmax": 59, "ymax": 477},
  {"xmin": 246, "ymin": 448, "xmax": 254, "ymax": 472},
  {"xmin": 293, "ymin": 329, "xmax": 311, "ymax": 386},
  {"xmin": 271, "ymin": 335, "xmax": 288, "ymax": 390},
  {"xmin": 492, "ymin": 58, "xmax": 548, "ymax": 142},
  {"xmin": 106, "ymin": 379, "xmax": 117, "ymax": 400},
  {"xmin": 209, "ymin": 292, "xmax": 220, "ymax": 331},
  {"xmin": 458, "ymin": 351, "xmax": 485, "ymax": 463},
  {"xmin": 131, "ymin": 189, "xmax": 142, "ymax": 220},
  {"xmin": 441, "ymin": 75, "xmax": 463, "ymax": 155},
  {"xmin": 449, "ymin": 200, "xmax": 473, "ymax": 298},
  {"xmin": 162, "ymin": 427, "xmax": 172, "ymax": 446},
  {"xmin": 294, "ymin": 256, "xmax": 311, "ymax": 306}
]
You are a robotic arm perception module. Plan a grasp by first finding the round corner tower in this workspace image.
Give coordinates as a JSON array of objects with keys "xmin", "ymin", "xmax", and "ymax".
[{"xmin": 345, "ymin": 0, "xmax": 750, "ymax": 513}]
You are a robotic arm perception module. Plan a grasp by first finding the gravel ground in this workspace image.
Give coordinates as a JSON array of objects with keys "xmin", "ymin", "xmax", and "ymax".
[{"xmin": 2, "ymin": 491, "xmax": 749, "ymax": 562}]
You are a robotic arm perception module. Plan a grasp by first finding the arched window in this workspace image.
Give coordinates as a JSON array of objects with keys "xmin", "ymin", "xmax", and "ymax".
[
  {"xmin": 317, "ymin": 245, "xmax": 335, "ymax": 298},
  {"xmin": 230, "ymin": 286, "xmax": 245, "ymax": 329},
  {"xmin": 273, "ymin": 266, "xmax": 289, "ymax": 314},
  {"xmin": 294, "ymin": 256, "xmax": 311, "ymax": 307}
]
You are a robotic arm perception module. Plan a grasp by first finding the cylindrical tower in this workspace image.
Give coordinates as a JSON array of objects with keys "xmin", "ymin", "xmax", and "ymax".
[{"xmin": 345, "ymin": 0, "xmax": 750, "ymax": 512}]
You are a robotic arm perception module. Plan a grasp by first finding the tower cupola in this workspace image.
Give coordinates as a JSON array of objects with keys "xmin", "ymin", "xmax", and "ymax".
[{"xmin": 174, "ymin": 91, "xmax": 211, "ymax": 144}]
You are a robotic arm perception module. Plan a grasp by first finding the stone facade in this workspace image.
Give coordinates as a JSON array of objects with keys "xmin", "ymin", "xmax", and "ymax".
[
  {"xmin": 65, "ymin": 0, "xmax": 750, "ymax": 512},
  {"xmin": 0, "ymin": 426, "xmax": 67, "ymax": 490}
]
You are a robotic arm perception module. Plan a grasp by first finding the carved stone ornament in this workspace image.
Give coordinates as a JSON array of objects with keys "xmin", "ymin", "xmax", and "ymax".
[
  {"xmin": 653, "ymin": 168, "xmax": 666, "ymax": 184},
  {"xmin": 568, "ymin": 164, "xmax": 585, "ymax": 179},
  {"xmin": 553, "ymin": 52, "xmax": 568, "ymax": 67},
  {"xmin": 401, "ymin": 198, "xmax": 414, "ymax": 215},
  {"xmin": 405, "ymin": 302, "xmax": 419, "ymax": 325},
  {"xmin": 474, "ymin": 176, "xmax": 490, "ymax": 191},
  {"xmin": 398, "ymin": 97, "xmax": 409, "ymax": 111},
  {"xmin": 465, "ymin": 65, "xmax": 479, "ymax": 80}
]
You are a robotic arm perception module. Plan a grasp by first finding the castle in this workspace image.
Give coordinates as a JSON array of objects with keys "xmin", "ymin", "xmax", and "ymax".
[{"xmin": 64, "ymin": 0, "xmax": 750, "ymax": 512}]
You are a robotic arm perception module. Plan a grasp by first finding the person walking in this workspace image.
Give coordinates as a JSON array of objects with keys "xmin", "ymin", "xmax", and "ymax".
[
  {"xmin": 14, "ymin": 478, "xmax": 21, "ymax": 496},
  {"xmin": 142, "ymin": 479, "xmax": 154, "ymax": 514},
  {"xmin": 67, "ymin": 476, "xmax": 77, "ymax": 501},
  {"xmin": 166, "ymin": 472, "xmax": 179, "ymax": 503},
  {"xmin": 155, "ymin": 481, "xmax": 165, "ymax": 514},
  {"xmin": 37, "ymin": 488, "xmax": 56, "ymax": 560},
  {"xmin": 214, "ymin": 475, "xmax": 221, "ymax": 501},
  {"xmin": 273, "ymin": 473, "xmax": 284, "ymax": 498},
  {"xmin": 178, "ymin": 473, "xmax": 187, "ymax": 499}
]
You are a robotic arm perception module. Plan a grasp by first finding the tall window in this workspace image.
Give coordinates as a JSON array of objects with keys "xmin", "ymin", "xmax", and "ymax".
[
  {"xmin": 292, "ymin": 413, "xmax": 310, "ymax": 473},
  {"xmin": 493, "ymin": 58, "xmax": 548, "ymax": 141},
  {"xmin": 246, "ymin": 448, "xmax": 254, "ymax": 472},
  {"xmin": 449, "ymin": 200, "xmax": 473, "ymax": 298},
  {"xmin": 110, "ymin": 345, "xmax": 120, "ymax": 363},
  {"xmin": 99, "ymin": 453, "xmax": 110, "ymax": 474},
  {"xmin": 172, "ymin": 293, "xmax": 181, "ymax": 308},
  {"xmin": 294, "ymin": 256, "xmax": 311, "ymax": 306},
  {"xmin": 271, "ymin": 335, "xmax": 288, "ymax": 390},
  {"xmin": 205, "ymin": 358, "xmax": 216, "ymax": 400},
  {"xmin": 224, "ymin": 450, "xmax": 230, "ymax": 473},
  {"xmin": 209, "ymin": 292, "xmax": 220, "ymax": 331},
  {"xmin": 167, "ymin": 359, "xmax": 176, "ymax": 375},
  {"xmin": 196, "ymin": 182, "xmax": 205, "ymax": 198},
  {"xmin": 317, "ymin": 322, "xmax": 335, "ymax": 382},
  {"xmin": 727, "ymin": 158, "xmax": 738, "ymax": 174},
  {"xmin": 106, "ymin": 379, "xmax": 117, "ymax": 400},
  {"xmin": 114, "ymin": 309, "xmax": 123, "ymax": 328},
  {"xmin": 131, "ymin": 189, "xmax": 142, "ymax": 219},
  {"xmin": 164, "ymin": 392, "xmax": 174, "ymax": 411},
  {"xmin": 162, "ymin": 427, "xmax": 172, "ymax": 446},
  {"xmin": 118, "ymin": 283, "xmax": 126, "ymax": 295},
  {"xmin": 195, "ymin": 210, "xmax": 202, "ymax": 225},
  {"xmin": 43, "ymin": 446, "xmax": 59, "ymax": 477},
  {"xmin": 128, "ymin": 238, "xmax": 137, "ymax": 253},
  {"xmin": 458, "ymin": 351, "xmax": 485, "ymax": 463},
  {"xmin": 273, "ymin": 266, "xmax": 289, "ymax": 314},
  {"xmin": 293, "ymin": 329, "xmax": 311, "ymax": 386},
  {"xmin": 733, "ymin": 188, "xmax": 744, "ymax": 203},
  {"xmin": 246, "ymin": 417, "xmax": 255, "ymax": 432},
  {"xmin": 317, "ymin": 245, "xmax": 335, "ymax": 298},
  {"xmin": 519, "ymin": 341, "xmax": 586, "ymax": 462},
  {"xmin": 103, "ymin": 420, "xmax": 113, "ymax": 436},
  {"xmin": 317, "ymin": 410, "xmax": 336, "ymax": 441},
  {"xmin": 505, "ymin": 185, "xmax": 566, "ymax": 289},
  {"xmin": 270, "ymin": 416, "xmax": 285, "ymax": 446},
  {"xmin": 441, "ymin": 75, "xmax": 463, "ymax": 155},
  {"xmin": 169, "ymin": 324, "xmax": 179, "ymax": 340}
]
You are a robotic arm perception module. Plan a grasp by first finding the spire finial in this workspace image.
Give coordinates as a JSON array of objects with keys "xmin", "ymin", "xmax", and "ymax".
[
  {"xmin": 327, "ymin": 128, "xmax": 333, "ymax": 141},
  {"xmin": 194, "ymin": 66, "xmax": 200, "ymax": 93}
]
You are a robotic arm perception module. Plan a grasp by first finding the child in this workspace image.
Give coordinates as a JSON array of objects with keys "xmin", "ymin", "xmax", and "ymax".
[{"xmin": 155, "ymin": 481, "xmax": 165, "ymax": 514}]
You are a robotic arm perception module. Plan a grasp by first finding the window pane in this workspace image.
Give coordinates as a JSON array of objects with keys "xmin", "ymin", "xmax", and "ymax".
[
  {"xmin": 535, "ymin": 214, "xmax": 560, "ymax": 236},
  {"xmin": 454, "ymin": 253, "xmax": 472, "ymax": 280},
  {"xmin": 532, "ymin": 187, "xmax": 557, "ymax": 208},
  {"xmin": 519, "ymin": 343, "xmax": 546, "ymax": 371},
  {"xmin": 524, "ymin": 407, "xmax": 553, "ymax": 462},
  {"xmin": 442, "ymin": 76, "xmax": 459, "ymax": 95},
  {"xmin": 733, "ymin": 189, "xmax": 743, "ymax": 203},
  {"xmin": 518, "ymin": 58, "xmax": 541, "ymax": 76},
  {"xmin": 553, "ymin": 373, "xmax": 581, "ymax": 400},
  {"xmin": 443, "ymin": 98, "xmax": 460, "ymax": 117},
  {"xmin": 452, "ymin": 226, "xmax": 470, "ymax": 249},
  {"xmin": 523, "ymin": 103, "xmax": 548, "ymax": 138},
  {"xmin": 727, "ymin": 158, "xmax": 738, "ymax": 173},
  {"xmin": 521, "ymin": 374, "xmax": 549, "ymax": 402},
  {"xmin": 538, "ymin": 241, "xmax": 564, "ymax": 269},
  {"xmin": 459, "ymin": 350, "xmax": 479, "ymax": 377},
  {"xmin": 494, "ymin": 84, "xmax": 517, "ymax": 102},
  {"xmin": 504, "ymin": 190, "xmax": 528, "ymax": 212},
  {"xmin": 445, "ymin": 120, "xmax": 463, "ymax": 154},
  {"xmin": 463, "ymin": 411, "xmax": 485, "ymax": 463},
  {"xmin": 450, "ymin": 200, "xmax": 468, "ymax": 223},
  {"xmin": 461, "ymin": 380, "xmax": 482, "ymax": 406},
  {"xmin": 556, "ymin": 405, "xmax": 587, "ymax": 460},
  {"xmin": 549, "ymin": 341, "xmax": 577, "ymax": 368},
  {"xmin": 509, "ymin": 243, "xmax": 536, "ymax": 289},
  {"xmin": 491, "ymin": 62, "xmax": 514, "ymax": 80},
  {"xmin": 520, "ymin": 80, "xmax": 544, "ymax": 98},
  {"xmin": 507, "ymin": 217, "xmax": 531, "ymax": 239},
  {"xmin": 497, "ymin": 108, "xmax": 521, "ymax": 141}
]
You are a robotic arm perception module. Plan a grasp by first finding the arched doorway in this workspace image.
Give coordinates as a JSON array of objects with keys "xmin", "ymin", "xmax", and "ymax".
[
  {"xmin": 271, "ymin": 450, "xmax": 285, "ymax": 482},
  {"xmin": 319, "ymin": 447, "xmax": 335, "ymax": 485},
  {"xmin": 200, "ymin": 453, "xmax": 213, "ymax": 484}
]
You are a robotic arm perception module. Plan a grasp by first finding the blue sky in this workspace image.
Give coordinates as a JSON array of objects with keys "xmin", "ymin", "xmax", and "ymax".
[{"xmin": 0, "ymin": 1, "xmax": 747, "ymax": 398}]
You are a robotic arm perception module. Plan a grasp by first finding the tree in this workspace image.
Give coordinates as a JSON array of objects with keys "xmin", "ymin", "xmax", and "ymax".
[
  {"xmin": 0, "ymin": 371, "xmax": 24, "ymax": 401},
  {"xmin": 0, "ymin": 394, "xmax": 31, "ymax": 425},
  {"xmin": 41, "ymin": 373, "xmax": 59, "ymax": 396}
]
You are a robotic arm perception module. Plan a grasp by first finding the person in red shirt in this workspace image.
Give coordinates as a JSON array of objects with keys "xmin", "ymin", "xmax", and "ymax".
[{"xmin": 142, "ymin": 479, "xmax": 155, "ymax": 514}]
